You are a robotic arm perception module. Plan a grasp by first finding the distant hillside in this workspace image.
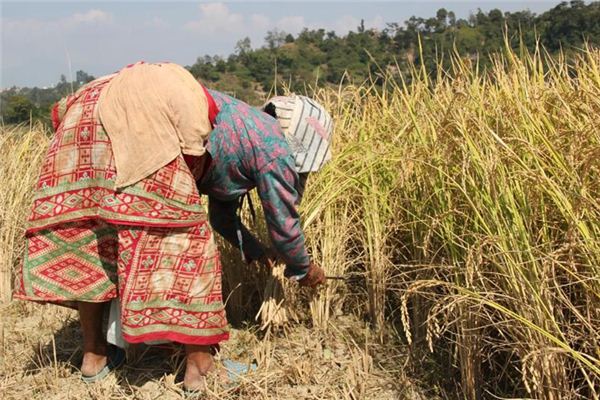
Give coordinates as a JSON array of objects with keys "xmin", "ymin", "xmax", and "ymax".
[{"xmin": 2, "ymin": 1, "xmax": 599, "ymax": 124}]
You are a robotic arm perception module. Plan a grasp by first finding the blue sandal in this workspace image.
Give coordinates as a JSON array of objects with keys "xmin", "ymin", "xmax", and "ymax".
[
  {"xmin": 81, "ymin": 345, "xmax": 126, "ymax": 383},
  {"xmin": 222, "ymin": 359, "xmax": 257, "ymax": 382},
  {"xmin": 182, "ymin": 359, "xmax": 257, "ymax": 397}
]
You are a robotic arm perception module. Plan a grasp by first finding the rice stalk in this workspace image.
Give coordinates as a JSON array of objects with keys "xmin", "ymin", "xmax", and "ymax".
[
  {"xmin": 0, "ymin": 123, "xmax": 49, "ymax": 302},
  {"xmin": 2, "ymin": 43, "xmax": 600, "ymax": 399}
]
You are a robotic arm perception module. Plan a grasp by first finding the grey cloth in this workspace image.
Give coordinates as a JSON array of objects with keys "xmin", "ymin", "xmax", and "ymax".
[{"xmin": 106, "ymin": 299, "xmax": 126, "ymax": 348}]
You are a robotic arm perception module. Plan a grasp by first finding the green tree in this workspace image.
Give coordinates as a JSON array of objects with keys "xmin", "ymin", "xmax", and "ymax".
[
  {"xmin": 76, "ymin": 70, "xmax": 95, "ymax": 85},
  {"xmin": 1, "ymin": 94, "xmax": 37, "ymax": 124},
  {"xmin": 265, "ymin": 30, "xmax": 287, "ymax": 50}
]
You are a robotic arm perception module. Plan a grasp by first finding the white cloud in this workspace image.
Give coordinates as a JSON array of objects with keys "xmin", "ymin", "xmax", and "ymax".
[
  {"xmin": 70, "ymin": 9, "xmax": 113, "ymax": 25},
  {"xmin": 182, "ymin": 3, "xmax": 386, "ymax": 50},
  {"xmin": 275, "ymin": 16, "xmax": 306, "ymax": 35},
  {"xmin": 1, "ymin": 9, "xmax": 115, "ymax": 86},
  {"xmin": 250, "ymin": 14, "xmax": 270, "ymax": 32},
  {"xmin": 3, "ymin": 18, "xmax": 46, "ymax": 34},
  {"xmin": 145, "ymin": 17, "xmax": 169, "ymax": 29},
  {"xmin": 184, "ymin": 3, "xmax": 310, "ymax": 39},
  {"xmin": 3, "ymin": 9, "xmax": 113, "ymax": 35},
  {"xmin": 370, "ymin": 15, "xmax": 385, "ymax": 29},
  {"xmin": 332, "ymin": 15, "xmax": 359, "ymax": 35},
  {"xmin": 184, "ymin": 3, "xmax": 244, "ymax": 34},
  {"xmin": 331, "ymin": 15, "xmax": 386, "ymax": 35}
]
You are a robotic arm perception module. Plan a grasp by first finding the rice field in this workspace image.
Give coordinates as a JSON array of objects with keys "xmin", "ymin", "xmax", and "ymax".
[{"xmin": 1, "ymin": 45, "xmax": 600, "ymax": 399}]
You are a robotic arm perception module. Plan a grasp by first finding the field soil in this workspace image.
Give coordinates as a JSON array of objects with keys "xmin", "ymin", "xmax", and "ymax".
[{"xmin": 0, "ymin": 300, "xmax": 428, "ymax": 399}]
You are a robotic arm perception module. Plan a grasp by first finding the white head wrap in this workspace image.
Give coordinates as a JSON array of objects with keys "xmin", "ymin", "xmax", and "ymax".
[{"xmin": 265, "ymin": 95, "xmax": 334, "ymax": 173}]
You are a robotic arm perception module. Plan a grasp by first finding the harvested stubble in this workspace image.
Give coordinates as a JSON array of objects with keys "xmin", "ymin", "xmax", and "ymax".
[
  {"xmin": 2, "ymin": 44, "xmax": 600, "ymax": 399},
  {"xmin": 255, "ymin": 264, "xmax": 300, "ymax": 330},
  {"xmin": 0, "ymin": 301, "xmax": 410, "ymax": 399}
]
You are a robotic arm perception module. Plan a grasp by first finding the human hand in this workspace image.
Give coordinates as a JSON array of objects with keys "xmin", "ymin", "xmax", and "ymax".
[
  {"xmin": 253, "ymin": 248, "xmax": 279, "ymax": 269},
  {"xmin": 298, "ymin": 263, "xmax": 326, "ymax": 288}
]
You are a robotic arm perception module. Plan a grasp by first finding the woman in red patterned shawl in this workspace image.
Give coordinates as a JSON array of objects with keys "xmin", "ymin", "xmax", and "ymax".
[{"xmin": 14, "ymin": 62, "xmax": 227, "ymax": 391}]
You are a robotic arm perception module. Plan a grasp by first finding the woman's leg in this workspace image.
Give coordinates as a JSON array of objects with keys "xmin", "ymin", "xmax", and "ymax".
[
  {"xmin": 78, "ymin": 301, "xmax": 109, "ymax": 376},
  {"xmin": 184, "ymin": 344, "xmax": 216, "ymax": 390}
]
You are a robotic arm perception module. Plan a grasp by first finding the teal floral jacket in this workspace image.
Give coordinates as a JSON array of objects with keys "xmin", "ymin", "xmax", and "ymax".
[{"xmin": 195, "ymin": 90, "xmax": 310, "ymax": 277}]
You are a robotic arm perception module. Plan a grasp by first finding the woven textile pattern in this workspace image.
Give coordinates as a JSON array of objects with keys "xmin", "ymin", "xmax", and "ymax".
[
  {"xmin": 29, "ymin": 75, "xmax": 205, "ymax": 233},
  {"xmin": 15, "ymin": 74, "xmax": 229, "ymax": 345}
]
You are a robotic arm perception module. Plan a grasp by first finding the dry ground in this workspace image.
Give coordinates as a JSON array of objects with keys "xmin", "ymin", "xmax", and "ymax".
[{"xmin": 0, "ymin": 300, "xmax": 430, "ymax": 399}]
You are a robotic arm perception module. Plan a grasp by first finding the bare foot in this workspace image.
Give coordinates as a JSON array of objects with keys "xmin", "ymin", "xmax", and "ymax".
[
  {"xmin": 78, "ymin": 301, "xmax": 109, "ymax": 377},
  {"xmin": 81, "ymin": 345, "xmax": 107, "ymax": 376},
  {"xmin": 183, "ymin": 345, "xmax": 215, "ymax": 391}
]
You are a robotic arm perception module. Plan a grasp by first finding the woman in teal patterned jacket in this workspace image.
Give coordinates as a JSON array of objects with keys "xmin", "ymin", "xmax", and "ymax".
[{"xmin": 195, "ymin": 90, "xmax": 332, "ymax": 286}]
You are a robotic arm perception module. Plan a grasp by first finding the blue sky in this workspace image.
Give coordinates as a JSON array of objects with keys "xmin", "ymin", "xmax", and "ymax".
[{"xmin": 2, "ymin": 1, "xmax": 558, "ymax": 88}]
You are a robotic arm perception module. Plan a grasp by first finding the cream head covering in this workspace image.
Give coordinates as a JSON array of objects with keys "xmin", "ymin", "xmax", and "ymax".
[
  {"xmin": 98, "ymin": 62, "xmax": 212, "ymax": 188},
  {"xmin": 264, "ymin": 95, "xmax": 333, "ymax": 173}
]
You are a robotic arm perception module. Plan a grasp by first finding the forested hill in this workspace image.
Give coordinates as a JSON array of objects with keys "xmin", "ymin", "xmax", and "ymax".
[
  {"xmin": 2, "ymin": 1, "xmax": 599, "ymax": 124},
  {"xmin": 187, "ymin": 1, "xmax": 600, "ymax": 102}
]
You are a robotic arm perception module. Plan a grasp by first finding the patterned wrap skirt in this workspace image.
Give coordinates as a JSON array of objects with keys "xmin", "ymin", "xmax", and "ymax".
[{"xmin": 13, "ymin": 75, "xmax": 229, "ymax": 345}]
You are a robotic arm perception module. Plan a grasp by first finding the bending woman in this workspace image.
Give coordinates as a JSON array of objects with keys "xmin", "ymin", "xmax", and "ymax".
[
  {"xmin": 195, "ymin": 90, "xmax": 333, "ymax": 286},
  {"xmin": 14, "ymin": 62, "xmax": 227, "ymax": 391}
]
